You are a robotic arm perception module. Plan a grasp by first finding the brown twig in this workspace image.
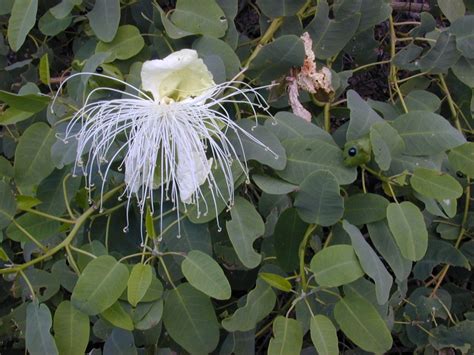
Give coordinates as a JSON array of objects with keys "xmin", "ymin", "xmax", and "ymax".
[{"xmin": 391, "ymin": 1, "xmax": 430, "ymax": 12}]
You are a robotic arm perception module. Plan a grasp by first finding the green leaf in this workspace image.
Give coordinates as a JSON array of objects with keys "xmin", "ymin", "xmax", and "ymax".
[
  {"xmin": 170, "ymin": 0, "xmax": 227, "ymax": 38},
  {"xmin": 278, "ymin": 138, "xmax": 357, "ymax": 185},
  {"xmin": 344, "ymin": 193, "xmax": 389, "ymax": 225},
  {"xmin": 14, "ymin": 123, "xmax": 56, "ymax": 188},
  {"xmin": 247, "ymin": 35, "xmax": 305, "ymax": 83},
  {"xmin": 264, "ymin": 111, "xmax": 334, "ymax": 143},
  {"xmin": 26, "ymin": 302, "xmax": 58, "ymax": 355},
  {"xmin": 346, "ymin": 90, "xmax": 383, "ymax": 141},
  {"xmin": 6, "ymin": 213, "xmax": 59, "ymax": 243},
  {"xmin": 252, "ymin": 175, "xmax": 298, "ymax": 195},
  {"xmin": 429, "ymin": 320, "xmax": 474, "ymax": 352},
  {"xmin": 392, "ymin": 111, "xmax": 465, "ymax": 156},
  {"xmin": 370, "ymin": 121, "xmax": 405, "ymax": 171},
  {"xmin": 310, "ymin": 245, "xmax": 364, "ymax": 287},
  {"xmin": 155, "ymin": 4, "xmax": 193, "ymax": 39},
  {"xmin": 50, "ymin": 0, "xmax": 81, "ymax": 19},
  {"xmin": 162, "ymin": 217, "xmax": 212, "ymax": 255},
  {"xmin": 0, "ymin": 107, "xmax": 34, "ymax": 125},
  {"xmin": 103, "ymin": 329, "xmax": 137, "ymax": 355},
  {"xmin": 449, "ymin": 142, "xmax": 474, "ymax": 177},
  {"xmin": 53, "ymin": 301, "xmax": 89, "ymax": 355},
  {"xmin": 334, "ymin": 293, "xmax": 393, "ymax": 353},
  {"xmin": 295, "ymin": 170, "xmax": 344, "ymax": 226},
  {"xmin": 450, "ymin": 16, "xmax": 474, "ymax": 59},
  {"xmin": 163, "ymin": 283, "xmax": 219, "ymax": 354},
  {"xmin": 452, "ymin": 57, "xmax": 474, "ymax": 87},
  {"xmin": 310, "ymin": 315, "xmax": 339, "ymax": 355},
  {"xmin": 227, "ymin": 119, "xmax": 286, "ymax": 170},
  {"xmin": 386, "ymin": 202, "xmax": 428, "ymax": 261},
  {"xmin": 37, "ymin": 170, "xmax": 81, "ymax": 216},
  {"xmin": 411, "ymin": 168, "xmax": 463, "ymax": 200},
  {"xmin": 418, "ymin": 32, "xmax": 461, "ymax": 73},
  {"xmin": 274, "ymin": 208, "xmax": 308, "ymax": 271},
  {"xmin": 127, "ymin": 264, "xmax": 152, "ymax": 307},
  {"xmin": 305, "ymin": 0, "xmax": 361, "ymax": 59},
  {"xmin": 22, "ymin": 269, "xmax": 60, "ymax": 302},
  {"xmin": 0, "ymin": 90, "xmax": 50, "ymax": 113},
  {"xmin": 416, "ymin": 192, "xmax": 457, "ymax": 219},
  {"xmin": 0, "ymin": 156, "xmax": 14, "ymax": 178},
  {"xmin": 96, "ymin": 25, "xmax": 144, "ymax": 62},
  {"xmin": 367, "ymin": 220, "xmax": 412, "ymax": 281},
  {"xmin": 193, "ymin": 36, "xmax": 241, "ymax": 79},
  {"xmin": 268, "ymin": 316, "xmax": 303, "ymax": 355},
  {"xmin": 140, "ymin": 276, "xmax": 164, "ymax": 303},
  {"xmin": 87, "ymin": 0, "xmax": 120, "ymax": 42},
  {"xmin": 358, "ymin": 0, "xmax": 391, "ymax": 32},
  {"xmin": 133, "ymin": 299, "xmax": 163, "ymax": 330},
  {"xmin": 0, "ymin": 181, "xmax": 16, "ymax": 229},
  {"xmin": 343, "ymin": 220, "xmax": 393, "ymax": 305},
  {"xmin": 0, "ymin": 0, "xmax": 13, "ymax": 15},
  {"xmin": 181, "ymin": 250, "xmax": 231, "ymax": 300},
  {"xmin": 404, "ymin": 90, "xmax": 441, "ymax": 112},
  {"xmin": 101, "ymin": 302, "xmax": 134, "ymax": 331},
  {"xmin": 39, "ymin": 54, "xmax": 51, "ymax": 85},
  {"xmin": 438, "ymin": 0, "xmax": 465, "ymax": 22},
  {"xmin": 7, "ymin": 0, "xmax": 38, "ymax": 52},
  {"xmin": 259, "ymin": 273, "xmax": 292, "ymax": 292},
  {"xmin": 256, "ymin": 0, "xmax": 306, "ymax": 19},
  {"xmin": 222, "ymin": 279, "xmax": 276, "ymax": 332},
  {"xmin": 413, "ymin": 239, "xmax": 470, "ymax": 280},
  {"xmin": 38, "ymin": 10, "xmax": 72, "ymax": 36},
  {"xmin": 72, "ymin": 255, "xmax": 129, "ymax": 315},
  {"xmin": 226, "ymin": 197, "xmax": 264, "ymax": 269}
]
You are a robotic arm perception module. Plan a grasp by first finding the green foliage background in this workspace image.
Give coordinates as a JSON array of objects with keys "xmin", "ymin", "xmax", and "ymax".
[{"xmin": 1, "ymin": 0, "xmax": 474, "ymax": 353}]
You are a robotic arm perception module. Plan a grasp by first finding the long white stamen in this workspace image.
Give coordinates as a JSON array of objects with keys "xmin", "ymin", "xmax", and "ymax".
[{"xmin": 54, "ymin": 68, "xmax": 277, "ymax": 241}]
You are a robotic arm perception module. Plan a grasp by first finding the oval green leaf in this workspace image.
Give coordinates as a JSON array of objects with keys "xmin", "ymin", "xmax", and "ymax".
[
  {"xmin": 411, "ymin": 168, "xmax": 463, "ymax": 200},
  {"xmin": 259, "ymin": 272, "xmax": 292, "ymax": 292},
  {"xmin": 14, "ymin": 123, "xmax": 56, "ymax": 189},
  {"xmin": 295, "ymin": 170, "xmax": 344, "ymax": 226},
  {"xmin": 310, "ymin": 245, "xmax": 364, "ymax": 287},
  {"xmin": 7, "ymin": 0, "xmax": 38, "ymax": 51},
  {"xmin": 0, "ymin": 181, "xmax": 16, "ymax": 229},
  {"xmin": 274, "ymin": 208, "xmax": 308, "ymax": 271},
  {"xmin": 181, "ymin": 250, "xmax": 231, "ymax": 300},
  {"xmin": 96, "ymin": 25, "xmax": 144, "ymax": 62},
  {"xmin": 127, "ymin": 263, "xmax": 152, "ymax": 307},
  {"xmin": 392, "ymin": 111, "xmax": 465, "ymax": 156},
  {"xmin": 101, "ymin": 302, "xmax": 134, "ymax": 331},
  {"xmin": 163, "ymin": 283, "xmax": 219, "ymax": 354},
  {"xmin": 278, "ymin": 138, "xmax": 357, "ymax": 185},
  {"xmin": 72, "ymin": 255, "xmax": 129, "ymax": 315},
  {"xmin": 222, "ymin": 279, "xmax": 276, "ymax": 332},
  {"xmin": 386, "ymin": 201, "xmax": 428, "ymax": 261},
  {"xmin": 334, "ymin": 292, "xmax": 393, "ymax": 353},
  {"xmin": 343, "ymin": 220, "xmax": 393, "ymax": 305},
  {"xmin": 87, "ymin": 0, "xmax": 120, "ymax": 42},
  {"xmin": 170, "ymin": 0, "xmax": 227, "ymax": 38},
  {"xmin": 448, "ymin": 142, "xmax": 474, "ymax": 177},
  {"xmin": 343, "ymin": 193, "xmax": 389, "ymax": 225},
  {"xmin": 310, "ymin": 315, "xmax": 339, "ymax": 355},
  {"xmin": 268, "ymin": 316, "xmax": 303, "ymax": 355},
  {"xmin": 53, "ymin": 301, "xmax": 90, "ymax": 355},
  {"xmin": 26, "ymin": 302, "xmax": 58, "ymax": 355}
]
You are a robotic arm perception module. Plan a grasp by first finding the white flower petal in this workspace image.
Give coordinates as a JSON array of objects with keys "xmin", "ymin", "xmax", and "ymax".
[
  {"xmin": 176, "ymin": 144, "xmax": 212, "ymax": 203},
  {"xmin": 141, "ymin": 49, "xmax": 215, "ymax": 101}
]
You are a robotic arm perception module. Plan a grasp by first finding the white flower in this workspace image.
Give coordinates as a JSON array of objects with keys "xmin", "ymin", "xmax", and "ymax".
[{"xmin": 56, "ymin": 49, "xmax": 276, "ymax": 238}]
